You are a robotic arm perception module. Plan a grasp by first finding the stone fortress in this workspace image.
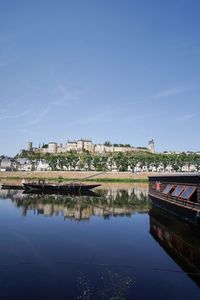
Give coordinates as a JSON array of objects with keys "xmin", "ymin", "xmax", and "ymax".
[{"xmin": 26, "ymin": 139, "xmax": 155, "ymax": 154}]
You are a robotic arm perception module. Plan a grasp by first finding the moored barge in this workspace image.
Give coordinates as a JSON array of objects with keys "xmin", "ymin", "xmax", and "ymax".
[
  {"xmin": 22, "ymin": 182, "xmax": 100, "ymax": 192},
  {"xmin": 148, "ymin": 174, "xmax": 200, "ymax": 227},
  {"xmin": 1, "ymin": 182, "xmax": 101, "ymax": 192}
]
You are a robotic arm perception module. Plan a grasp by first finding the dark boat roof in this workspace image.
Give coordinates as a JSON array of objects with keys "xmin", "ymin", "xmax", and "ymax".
[{"xmin": 149, "ymin": 173, "xmax": 200, "ymax": 184}]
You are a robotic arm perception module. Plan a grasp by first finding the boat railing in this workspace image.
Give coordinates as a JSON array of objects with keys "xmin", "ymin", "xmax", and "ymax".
[{"xmin": 149, "ymin": 189, "xmax": 200, "ymax": 210}]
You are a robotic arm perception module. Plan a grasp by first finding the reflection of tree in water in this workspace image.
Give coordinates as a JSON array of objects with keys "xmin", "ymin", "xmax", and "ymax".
[
  {"xmin": 0, "ymin": 188, "xmax": 149, "ymax": 221},
  {"xmin": 77, "ymin": 267, "xmax": 135, "ymax": 300}
]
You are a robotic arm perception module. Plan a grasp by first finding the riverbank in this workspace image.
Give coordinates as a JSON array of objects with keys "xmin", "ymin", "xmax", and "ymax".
[{"xmin": 0, "ymin": 171, "xmax": 155, "ymax": 182}]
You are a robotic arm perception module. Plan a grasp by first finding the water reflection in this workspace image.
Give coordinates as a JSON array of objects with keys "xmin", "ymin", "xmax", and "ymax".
[
  {"xmin": 0, "ymin": 184, "xmax": 200, "ymax": 299},
  {"xmin": 0, "ymin": 185, "xmax": 149, "ymax": 221},
  {"xmin": 149, "ymin": 205, "xmax": 200, "ymax": 287}
]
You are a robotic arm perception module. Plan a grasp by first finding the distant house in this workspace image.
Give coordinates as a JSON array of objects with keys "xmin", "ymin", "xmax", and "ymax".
[
  {"xmin": 36, "ymin": 160, "xmax": 51, "ymax": 171},
  {"xmin": 0, "ymin": 157, "xmax": 18, "ymax": 171},
  {"xmin": 17, "ymin": 158, "xmax": 32, "ymax": 171}
]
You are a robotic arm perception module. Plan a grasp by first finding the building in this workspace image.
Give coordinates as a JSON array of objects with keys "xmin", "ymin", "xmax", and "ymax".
[
  {"xmin": 0, "ymin": 157, "xmax": 18, "ymax": 171},
  {"xmin": 23, "ymin": 139, "xmax": 154, "ymax": 155},
  {"xmin": 27, "ymin": 142, "xmax": 33, "ymax": 152},
  {"xmin": 47, "ymin": 142, "xmax": 57, "ymax": 154},
  {"xmin": 148, "ymin": 139, "xmax": 155, "ymax": 153}
]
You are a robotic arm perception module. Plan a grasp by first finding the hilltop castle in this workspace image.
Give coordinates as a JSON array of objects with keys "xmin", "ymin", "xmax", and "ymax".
[{"xmin": 25, "ymin": 139, "xmax": 155, "ymax": 155}]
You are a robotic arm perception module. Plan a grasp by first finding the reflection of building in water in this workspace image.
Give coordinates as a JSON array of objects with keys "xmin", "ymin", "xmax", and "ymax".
[
  {"xmin": 19, "ymin": 202, "xmax": 136, "ymax": 221},
  {"xmin": 0, "ymin": 189, "xmax": 10, "ymax": 198},
  {"xmin": 149, "ymin": 206, "xmax": 200, "ymax": 287},
  {"xmin": 132, "ymin": 187, "xmax": 148, "ymax": 199},
  {"xmin": 104, "ymin": 186, "xmax": 148, "ymax": 202},
  {"xmin": 0, "ymin": 186, "xmax": 149, "ymax": 221},
  {"xmin": 0, "ymin": 189, "xmax": 24, "ymax": 199}
]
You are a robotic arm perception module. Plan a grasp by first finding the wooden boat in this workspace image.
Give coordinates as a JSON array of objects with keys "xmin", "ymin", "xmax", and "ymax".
[
  {"xmin": 22, "ymin": 182, "xmax": 101, "ymax": 192},
  {"xmin": 148, "ymin": 174, "xmax": 200, "ymax": 227},
  {"xmin": 1, "ymin": 181, "xmax": 101, "ymax": 192},
  {"xmin": 1, "ymin": 184, "xmax": 24, "ymax": 190}
]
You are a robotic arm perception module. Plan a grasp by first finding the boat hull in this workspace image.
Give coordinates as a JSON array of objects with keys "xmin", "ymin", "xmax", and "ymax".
[
  {"xmin": 1, "ymin": 184, "xmax": 24, "ymax": 190},
  {"xmin": 149, "ymin": 192, "xmax": 200, "ymax": 227},
  {"xmin": 22, "ymin": 183, "xmax": 101, "ymax": 192}
]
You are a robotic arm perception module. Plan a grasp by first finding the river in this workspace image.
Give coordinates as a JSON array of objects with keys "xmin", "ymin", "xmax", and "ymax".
[{"xmin": 0, "ymin": 182, "xmax": 199, "ymax": 299}]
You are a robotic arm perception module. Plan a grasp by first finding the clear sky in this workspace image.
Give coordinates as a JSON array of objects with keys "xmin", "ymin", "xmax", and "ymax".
[{"xmin": 0, "ymin": 0, "xmax": 200, "ymax": 156}]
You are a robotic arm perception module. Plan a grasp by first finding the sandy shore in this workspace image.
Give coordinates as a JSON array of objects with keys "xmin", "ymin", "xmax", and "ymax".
[{"xmin": 0, "ymin": 171, "xmax": 154, "ymax": 181}]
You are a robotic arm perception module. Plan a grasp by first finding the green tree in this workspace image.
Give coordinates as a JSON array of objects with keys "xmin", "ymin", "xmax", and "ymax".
[
  {"xmin": 81, "ymin": 152, "xmax": 93, "ymax": 171},
  {"xmin": 193, "ymin": 155, "xmax": 200, "ymax": 172},
  {"xmin": 92, "ymin": 154, "xmax": 108, "ymax": 171},
  {"xmin": 68, "ymin": 152, "xmax": 79, "ymax": 170},
  {"xmin": 104, "ymin": 141, "xmax": 112, "ymax": 146},
  {"xmin": 57, "ymin": 155, "xmax": 65, "ymax": 171},
  {"xmin": 113, "ymin": 152, "xmax": 128, "ymax": 172},
  {"xmin": 44, "ymin": 155, "xmax": 58, "ymax": 171},
  {"xmin": 128, "ymin": 153, "xmax": 138, "ymax": 172}
]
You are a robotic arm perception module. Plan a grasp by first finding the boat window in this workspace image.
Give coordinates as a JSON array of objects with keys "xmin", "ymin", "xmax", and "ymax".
[
  {"xmin": 162, "ymin": 185, "xmax": 174, "ymax": 194},
  {"xmin": 179, "ymin": 186, "xmax": 197, "ymax": 200},
  {"xmin": 171, "ymin": 186, "xmax": 185, "ymax": 197}
]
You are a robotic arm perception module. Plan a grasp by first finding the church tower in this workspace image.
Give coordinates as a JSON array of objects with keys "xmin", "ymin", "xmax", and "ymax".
[{"xmin": 148, "ymin": 139, "xmax": 155, "ymax": 153}]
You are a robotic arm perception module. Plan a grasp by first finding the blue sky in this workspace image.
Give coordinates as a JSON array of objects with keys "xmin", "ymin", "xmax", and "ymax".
[{"xmin": 0, "ymin": 0, "xmax": 200, "ymax": 156}]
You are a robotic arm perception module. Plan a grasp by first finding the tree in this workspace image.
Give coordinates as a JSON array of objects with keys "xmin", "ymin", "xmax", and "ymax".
[
  {"xmin": 44, "ymin": 155, "xmax": 58, "ymax": 170},
  {"xmin": 108, "ymin": 154, "xmax": 115, "ymax": 171},
  {"xmin": 159, "ymin": 154, "xmax": 169, "ymax": 172},
  {"xmin": 152, "ymin": 154, "xmax": 162, "ymax": 172},
  {"xmin": 92, "ymin": 154, "xmax": 108, "ymax": 171},
  {"xmin": 192, "ymin": 154, "xmax": 200, "ymax": 172},
  {"xmin": 93, "ymin": 155, "xmax": 101, "ymax": 170},
  {"xmin": 100, "ymin": 155, "xmax": 108, "ymax": 171},
  {"xmin": 67, "ymin": 152, "xmax": 79, "ymax": 170},
  {"xmin": 113, "ymin": 153, "xmax": 128, "ymax": 172},
  {"xmin": 62, "ymin": 154, "xmax": 72, "ymax": 171},
  {"xmin": 81, "ymin": 152, "xmax": 93, "ymax": 171},
  {"xmin": 128, "ymin": 153, "xmax": 137, "ymax": 172},
  {"xmin": 144, "ymin": 155, "xmax": 153, "ymax": 171},
  {"xmin": 57, "ymin": 155, "xmax": 65, "ymax": 171},
  {"xmin": 104, "ymin": 141, "xmax": 112, "ymax": 146}
]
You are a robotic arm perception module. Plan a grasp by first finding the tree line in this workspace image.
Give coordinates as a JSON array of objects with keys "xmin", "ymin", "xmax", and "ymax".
[{"xmin": 18, "ymin": 151, "xmax": 200, "ymax": 172}]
